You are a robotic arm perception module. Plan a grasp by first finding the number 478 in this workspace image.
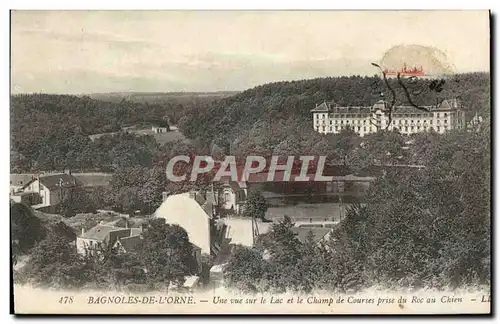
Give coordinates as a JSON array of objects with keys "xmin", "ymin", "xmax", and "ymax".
[{"xmin": 58, "ymin": 296, "xmax": 74, "ymax": 304}]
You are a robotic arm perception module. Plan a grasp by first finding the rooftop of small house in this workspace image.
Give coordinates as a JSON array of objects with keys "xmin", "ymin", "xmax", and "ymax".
[
  {"xmin": 291, "ymin": 227, "xmax": 332, "ymax": 244},
  {"xmin": 80, "ymin": 224, "xmax": 142, "ymax": 241},
  {"xmin": 152, "ymin": 120, "xmax": 169, "ymax": 128},
  {"xmin": 12, "ymin": 172, "xmax": 112, "ymax": 189},
  {"xmin": 311, "ymin": 99, "xmax": 462, "ymax": 114},
  {"xmin": 18, "ymin": 173, "xmax": 81, "ymax": 191},
  {"xmin": 116, "ymin": 234, "xmax": 142, "ymax": 252}
]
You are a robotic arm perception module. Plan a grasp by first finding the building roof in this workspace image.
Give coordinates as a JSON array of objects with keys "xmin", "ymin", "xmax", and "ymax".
[
  {"xmin": 152, "ymin": 120, "xmax": 169, "ymax": 128},
  {"xmin": 73, "ymin": 173, "xmax": 112, "ymax": 187},
  {"xmin": 117, "ymin": 235, "xmax": 142, "ymax": 253},
  {"xmin": 81, "ymin": 225, "xmax": 118, "ymax": 241},
  {"xmin": 10, "ymin": 174, "xmax": 34, "ymax": 186},
  {"xmin": 38, "ymin": 173, "xmax": 80, "ymax": 190},
  {"xmin": 223, "ymin": 180, "xmax": 246, "ymax": 192},
  {"xmin": 373, "ymin": 99, "xmax": 389, "ymax": 110},
  {"xmin": 209, "ymin": 264, "xmax": 226, "ymax": 273},
  {"xmin": 193, "ymin": 192, "xmax": 206, "ymax": 205},
  {"xmin": 436, "ymin": 99, "xmax": 461, "ymax": 110},
  {"xmin": 311, "ymin": 98, "xmax": 462, "ymax": 115},
  {"xmin": 80, "ymin": 224, "xmax": 131, "ymax": 243},
  {"xmin": 310, "ymin": 102, "xmax": 330, "ymax": 112},
  {"xmin": 130, "ymin": 227, "xmax": 143, "ymax": 236},
  {"xmin": 218, "ymin": 217, "xmax": 272, "ymax": 247},
  {"xmin": 183, "ymin": 276, "xmax": 200, "ymax": 288},
  {"xmin": 153, "ymin": 193, "xmax": 212, "ymax": 255},
  {"xmin": 12, "ymin": 173, "xmax": 111, "ymax": 188},
  {"xmin": 206, "ymin": 190, "xmax": 217, "ymax": 205},
  {"xmin": 292, "ymin": 227, "xmax": 332, "ymax": 244}
]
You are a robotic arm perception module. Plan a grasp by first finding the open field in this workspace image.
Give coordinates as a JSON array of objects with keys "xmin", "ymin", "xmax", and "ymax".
[{"xmin": 265, "ymin": 202, "xmax": 350, "ymax": 223}]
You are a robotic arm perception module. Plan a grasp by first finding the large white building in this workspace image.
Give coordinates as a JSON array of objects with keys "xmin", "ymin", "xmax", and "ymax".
[{"xmin": 311, "ymin": 99, "xmax": 466, "ymax": 136}]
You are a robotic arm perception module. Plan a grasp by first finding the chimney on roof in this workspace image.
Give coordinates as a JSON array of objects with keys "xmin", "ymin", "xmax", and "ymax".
[
  {"xmin": 81, "ymin": 227, "xmax": 85, "ymax": 236},
  {"xmin": 162, "ymin": 191, "xmax": 170, "ymax": 202},
  {"xmin": 189, "ymin": 190, "xmax": 196, "ymax": 200}
]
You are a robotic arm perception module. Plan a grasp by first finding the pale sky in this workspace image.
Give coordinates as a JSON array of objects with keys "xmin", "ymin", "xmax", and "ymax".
[{"xmin": 11, "ymin": 10, "xmax": 490, "ymax": 94}]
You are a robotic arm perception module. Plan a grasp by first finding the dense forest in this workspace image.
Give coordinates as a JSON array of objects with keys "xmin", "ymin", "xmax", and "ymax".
[{"xmin": 10, "ymin": 93, "xmax": 217, "ymax": 172}]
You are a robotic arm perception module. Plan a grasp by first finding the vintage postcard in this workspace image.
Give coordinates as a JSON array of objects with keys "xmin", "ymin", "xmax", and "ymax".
[{"xmin": 10, "ymin": 10, "xmax": 491, "ymax": 315}]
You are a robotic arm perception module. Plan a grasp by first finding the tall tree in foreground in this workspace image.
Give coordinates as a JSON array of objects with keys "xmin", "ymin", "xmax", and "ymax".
[
  {"xmin": 22, "ymin": 235, "xmax": 84, "ymax": 289},
  {"xmin": 223, "ymin": 246, "xmax": 266, "ymax": 293},
  {"xmin": 140, "ymin": 218, "xmax": 195, "ymax": 290}
]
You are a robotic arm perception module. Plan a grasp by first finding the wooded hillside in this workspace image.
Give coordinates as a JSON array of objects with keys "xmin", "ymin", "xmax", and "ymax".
[{"xmin": 179, "ymin": 73, "xmax": 490, "ymax": 151}]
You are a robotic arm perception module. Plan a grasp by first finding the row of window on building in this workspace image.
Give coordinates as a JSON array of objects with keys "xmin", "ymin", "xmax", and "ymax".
[
  {"xmin": 315, "ymin": 118, "xmax": 454, "ymax": 126},
  {"xmin": 316, "ymin": 125, "xmax": 449, "ymax": 133},
  {"xmin": 315, "ymin": 112, "xmax": 456, "ymax": 119}
]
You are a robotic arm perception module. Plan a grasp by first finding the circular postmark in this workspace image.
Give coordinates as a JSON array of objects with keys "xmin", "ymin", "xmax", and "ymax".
[{"xmin": 379, "ymin": 44, "xmax": 456, "ymax": 78}]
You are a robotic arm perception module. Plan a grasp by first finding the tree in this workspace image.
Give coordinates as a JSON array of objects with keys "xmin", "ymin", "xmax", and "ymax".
[
  {"xmin": 22, "ymin": 235, "xmax": 85, "ymax": 289},
  {"xmin": 138, "ymin": 166, "xmax": 168, "ymax": 213},
  {"xmin": 244, "ymin": 188, "xmax": 268, "ymax": 220},
  {"xmin": 10, "ymin": 202, "xmax": 46, "ymax": 253},
  {"xmin": 59, "ymin": 189, "xmax": 97, "ymax": 217},
  {"xmin": 140, "ymin": 219, "xmax": 195, "ymax": 290},
  {"xmin": 223, "ymin": 246, "xmax": 267, "ymax": 293},
  {"xmin": 114, "ymin": 187, "xmax": 142, "ymax": 214},
  {"xmin": 334, "ymin": 127, "xmax": 360, "ymax": 166},
  {"xmin": 361, "ymin": 129, "xmax": 405, "ymax": 166},
  {"xmin": 264, "ymin": 216, "xmax": 304, "ymax": 292},
  {"xmin": 293, "ymin": 230, "xmax": 328, "ymax": 293}
]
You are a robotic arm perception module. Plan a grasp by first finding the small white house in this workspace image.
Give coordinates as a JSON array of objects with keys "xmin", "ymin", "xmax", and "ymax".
[
  {"xmin": 19, "ymin": 173, "xmax": 80, "ymax": 207},
  {"xmin": 152, "ymin": 125, "xmax": 168, "ymax": 133},
  {"xmin": 76, "ymin": 224, "xmax": 142, "ymax": 256}
]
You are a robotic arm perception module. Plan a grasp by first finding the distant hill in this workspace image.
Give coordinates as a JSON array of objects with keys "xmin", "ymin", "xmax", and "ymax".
[
  {"xmin": 88, "ymin": 91, "xmax": 239, "ymax": 104},
  {"xmin": 10, "ymin": 92, "xmax": 220, "ymax": 172},
  {"xmin": 179, "ymin": 73, "xmax": 490, "ymax": 148}
]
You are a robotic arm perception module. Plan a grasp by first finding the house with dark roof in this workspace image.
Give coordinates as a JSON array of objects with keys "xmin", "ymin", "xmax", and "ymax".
[
  {"xmin": 18, "ymin": 173, "xmax": 80, "ymax": 207},
  {"xmin": 10, "ymin": 174, "xmax": 35, "ymax": 194},
  {"xmin": 76, "ymin": 223, "xmax": 143, "ymax": 256}
]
